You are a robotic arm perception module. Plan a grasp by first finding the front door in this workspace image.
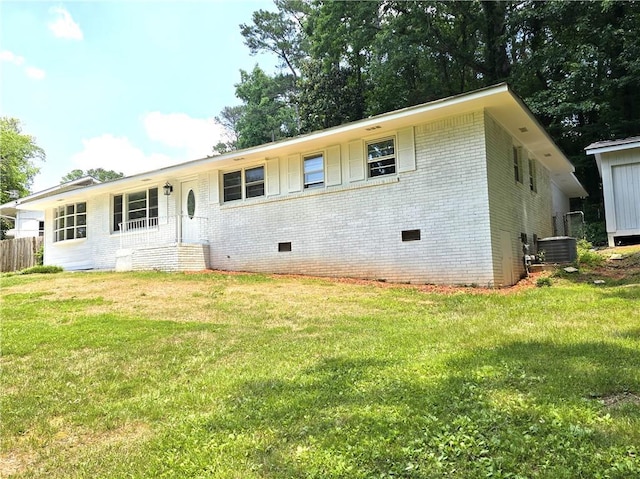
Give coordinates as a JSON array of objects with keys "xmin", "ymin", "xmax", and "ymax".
[{"xmin": 181, "ymin": 180, "xmax": 199, "ymax": 243}]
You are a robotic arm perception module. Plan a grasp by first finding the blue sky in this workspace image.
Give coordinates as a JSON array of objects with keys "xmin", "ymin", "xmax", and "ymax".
[{"xmin": 0, "ymin": 1, "xmax": 276, "ymax": 192}]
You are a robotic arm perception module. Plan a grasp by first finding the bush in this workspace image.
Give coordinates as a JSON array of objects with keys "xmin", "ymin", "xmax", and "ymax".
[
  {"xmin": 20, "ymin": 265, "xmax": 63, "ymax": 275},
  {"xmin": 584, "ymin": 221, "xmax": 607, "ymax": 247},
  {"xmin": 536, "ymin": 276, "xmax": 552, "ymax": 287},
  {"xmin": 576, "ymin": 239, "xmax": 604, "ymax": 267},
  {"xmin": 35, "ymin": 244, "xmax": 44, "ymax": 265}
]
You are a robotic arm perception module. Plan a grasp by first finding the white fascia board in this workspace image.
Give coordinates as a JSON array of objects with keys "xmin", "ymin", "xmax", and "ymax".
[{"xmin": 585, "ymin": 140, "xmax": 640, "ymax": 155}]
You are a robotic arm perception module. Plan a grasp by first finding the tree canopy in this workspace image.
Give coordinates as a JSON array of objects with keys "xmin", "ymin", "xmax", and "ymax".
[
  {"xmin": 1, "ymin": 117, "xmax": 45, "ymax": 204},
  {"xmin": 0, "ymin": 117, "xmax": 45, "ymax": 238},
  {"xmin": 216, "ymin": 0, "xmax": 640, "ymax": 241},
  {"xmin": 60, "ymin": 168, "xmax": 124, "ymax": 184}
]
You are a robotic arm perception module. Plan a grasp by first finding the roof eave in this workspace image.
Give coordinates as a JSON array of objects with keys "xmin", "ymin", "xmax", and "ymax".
[{"xmin": 17, "ymin": 83, "xmax": 583, "ymax": 207}]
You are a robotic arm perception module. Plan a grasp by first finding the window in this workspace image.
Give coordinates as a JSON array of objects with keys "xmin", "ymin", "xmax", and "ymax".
[
  {"xmin": 223, "ymin": 171, "xmax": 242, "ymax": 202},
  {"xmin": 528, "ymin": 157, "xmax": 537, "ymax": 192},
  {"xmin": 513, "ymin": 146, "xmax": 523, "ymax": 183},
  {"xmin": 54, "ymin": 202, "xmax": 86, "ymax": 242},
  {"xmin": 367, "ymin": 138, "xmax": 396, "ymax": 178},
  {"xmin": 113, "ymin": 188, "xmax": 158, "ymax": 231},
  {"xmin": 38, "ymin": 221, "xmax": 44, "ymax": 237},
  {"xmin": 304, "ymin": 153, "xmax": 324, "ymax": 188},
  {"xmin": 223, "ymin": 166, "xmax": 265, "ymax": 202},
  {"xmin": 245, "ymin": 166, "xmax": 265, "ymax": 198}
]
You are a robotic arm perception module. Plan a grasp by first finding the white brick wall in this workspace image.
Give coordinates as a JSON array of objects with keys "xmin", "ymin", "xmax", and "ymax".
[
  {"xmin": 44, "ymin": 109, "xmax": 561, "ymax": 286},
  {"xmin": 207, "ymin": 110, "xmax": 495, "ymax": 285},
  {"xmin": 484, "ymin": 112, "xmax": 554, "ymax": 285}
]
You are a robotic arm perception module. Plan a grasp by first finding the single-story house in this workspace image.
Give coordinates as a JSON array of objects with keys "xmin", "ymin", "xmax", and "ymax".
[
  {"xmin": 17, "ymin": 84, "xmax": 586, "ymax": 286},
  {"xmin": 586, "ymin": 137, "xmax": 640, "ymax": 247},
  {"xmin": 1, "ymin": 176, "xmax": 99, "ymax": 239}
]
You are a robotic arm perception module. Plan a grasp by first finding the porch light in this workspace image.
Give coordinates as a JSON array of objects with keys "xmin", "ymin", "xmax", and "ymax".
[{"xmin": 163, "ymin": 182, "xmax": 173, "ymax": 196}]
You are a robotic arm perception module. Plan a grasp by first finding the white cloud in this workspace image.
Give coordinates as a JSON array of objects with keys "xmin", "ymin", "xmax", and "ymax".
[
  {"xmin": 70, "ymin": 113, "xmax": 223, "ymax": 180},
  {"xmin": 1, "ymin": 50, "xmax": 45, "ymax": 80},
  {"xmin": 25, "ymin": 66, "xmax": 46, "ymax": 80},
  {"xmin": 48, "ymin": 7, "xmax": 83, "ymax": 40},
  {"xmin": 71, "ymin": 134, "xmax": 175, "ymax": 175},
  {"xmin": 143, "ymin": 112, "xmax": 225, "ymax": 159},
  {"xmin": 0, "ymin": 50, "xmax": 25, "ymax": 65}
]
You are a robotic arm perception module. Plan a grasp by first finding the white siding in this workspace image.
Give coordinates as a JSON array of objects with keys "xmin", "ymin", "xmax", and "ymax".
[
  {"xmin": 12, "ymin": 211, "xmax": 43, "ymax": 238},
  {"xmin": 597, "ymin": 148, "xmax": 640, "ymax": 246},
  {"xmin": 612, "ymin": 163, "xmax": 640, "ymax": 231}
]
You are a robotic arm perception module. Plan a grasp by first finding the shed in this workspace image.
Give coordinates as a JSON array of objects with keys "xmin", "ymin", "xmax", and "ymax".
[{"xmin": 586, "ymin": 137, "xmax": 640, "ymax": 246}]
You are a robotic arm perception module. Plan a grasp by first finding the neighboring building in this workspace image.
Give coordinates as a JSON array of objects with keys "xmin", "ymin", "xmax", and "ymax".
[
  {"xmin": 17, "ymin": 84, "xmax": 586, "ymax": 286},
  {"xmin": 586, "ymin": 137, "xmax": 640, "ymax": 246},
  {"xmin": 1, "ymin": 177, "xmax": 99, "ymax": 239}
]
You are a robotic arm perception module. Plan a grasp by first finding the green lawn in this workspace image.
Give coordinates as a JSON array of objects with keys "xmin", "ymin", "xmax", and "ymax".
[{"xmin": 1, "ymin": 266, "xmax": 639, "ymax": 478}]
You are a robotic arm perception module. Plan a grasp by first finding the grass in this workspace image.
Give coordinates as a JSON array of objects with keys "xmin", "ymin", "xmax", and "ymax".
[{"xmin": 1, "ymin": 264, "xmax": 639, "ymax": 478}]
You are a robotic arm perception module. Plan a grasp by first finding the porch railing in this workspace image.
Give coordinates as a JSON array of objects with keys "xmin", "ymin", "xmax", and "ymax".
[{"xmin": 118, "ymin": 215, "xmax": 208, "ymax": 248}]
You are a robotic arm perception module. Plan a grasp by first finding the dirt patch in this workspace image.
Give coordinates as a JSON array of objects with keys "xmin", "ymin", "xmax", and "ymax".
[
  {"xmin": 196, "ymin": 269, "xmax": 547, "ymax": 295},
  {"xmin": 577, "ymin": 246, "xmax": 640, "ymax": 283},
  {"xmin": 0, "ymin": 450, "xmax": 37, "ymax": 477},
  {"xmin": 595, "ymin": 391, "xmax": 640, "ymax": 409}
]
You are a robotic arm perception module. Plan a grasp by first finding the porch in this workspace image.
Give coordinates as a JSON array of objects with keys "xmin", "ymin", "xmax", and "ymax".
[{"xmin": 115, "ymin": 216, "xmax": 210, "ymax": 272}]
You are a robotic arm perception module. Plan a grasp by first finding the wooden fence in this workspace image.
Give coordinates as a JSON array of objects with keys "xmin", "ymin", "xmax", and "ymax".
[{"xmin": 0, "ymin": 237, "xmax": 44, "ymax": 272}]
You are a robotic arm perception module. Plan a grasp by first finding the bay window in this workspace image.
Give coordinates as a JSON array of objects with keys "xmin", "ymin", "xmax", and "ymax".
[{"xmin": 54, "ymin": 202, "xmax": 87, "ymax": 242}]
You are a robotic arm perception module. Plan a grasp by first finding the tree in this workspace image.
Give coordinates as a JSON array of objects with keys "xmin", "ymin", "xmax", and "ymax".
[
  {"xmin": 0, "ymin": 117, "xmax": 45, "ymax": 238},
  {"xmin": 298, "ymin": 60, "xmax": 365, "ymax": 132},
  {"xmin": 60, "ymin": 168, "xmax": 123, "ymax": 183},
  {"xmin": 234, "ymin": 66, "xmax": 299, "ymax": 149},
  {"xmin": 222, "ymin": 0, "xmax": 640, "ymax": 242},
  {"xmin": 240, "ymin": 0, "xmax": 309, "ymax": 80},
  {"xmin": 0, "ymin": 117, "xmax": 45, "ymax": 204},
  {"xmin": 305, "ymin": 0, "xmax": 380, "ymax": 120},
  {"xmin": 212, "ymin": 105, "xmax": 245, "ymax": 154}
]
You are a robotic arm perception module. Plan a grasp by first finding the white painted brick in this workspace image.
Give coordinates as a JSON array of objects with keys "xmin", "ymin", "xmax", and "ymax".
[{"xmin": 43, "ymin": 111, "xmax": 566, "ymax": 286}]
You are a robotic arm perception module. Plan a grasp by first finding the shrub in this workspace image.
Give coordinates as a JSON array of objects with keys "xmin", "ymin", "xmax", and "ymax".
[
  {"xmin": 576, "ymin": 239, "xmax": 604, "ymax": 267},
  {"xmin": 584, "ymin": 221, "xmax": 607, "ymax": 247},
  {"xmin": 536, "ymin": 276, "xmax": 552, "ymax": 287},
  {"xmin": 35, "ymin": 244, "xmax": 44, "ymax": 265},
  {"xmin": 20, "ymin": 265, "xmax": 63, "ymax": 275}
]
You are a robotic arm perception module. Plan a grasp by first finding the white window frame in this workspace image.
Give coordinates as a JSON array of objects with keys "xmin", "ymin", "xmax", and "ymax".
[
  {"xmin": 303, "ymin": 152, "xmax": 325, "ymax": 189},
  {"xmin": 112, "ymin": 188, "xmax": 158, "ymax": 232},
  {"xmin": 366, "ymin": 137, "xmax": 396, "ymax": 178},
  {"xmin": 54, "ymin": 202, "xmax": 87, "ymax": 242},
  {"xmin": 223, "ymin": 165, "xmax": 265, "ymax": 203}
]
